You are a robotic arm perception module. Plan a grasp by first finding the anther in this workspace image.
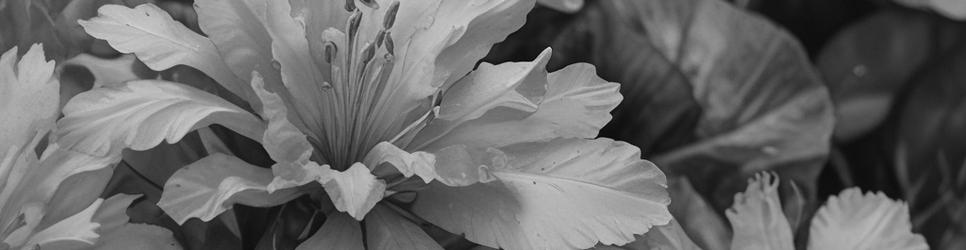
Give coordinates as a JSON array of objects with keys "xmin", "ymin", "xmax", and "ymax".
[
  {"xmin": 384, "ymin": 34, "xmax": 395, "ymax": 55},
  {"xmin": 348, "ymin": 11, "xmax": 363, "ymax": 40},
  {"xmin": 374, "ymin": 30, "xmax": 387, "ymax": 48},
  {"xmin": 383, "ymin": 1, "xmax": 400, "ymax": 29},
  {"xmin": 324, "ymin": 41, "xmax": 338, "ymax": 64},
  {"xmin": 359, "ymin": 0, "xmax": 379, "ymax": 9},
  {"xmin": 360, "ymin": 42, "xmax": 376, "ymax": 65}
]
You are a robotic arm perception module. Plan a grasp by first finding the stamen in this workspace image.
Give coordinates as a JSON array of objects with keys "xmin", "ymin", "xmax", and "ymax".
[
  {"xmin": 374, "ymin": 30, "xmax": 387, "ymax": 48},
  {"xmin": 383, "ymin": 1, "xmax": 400, "ymax": 29},
  {"xmin": 359, "ymin": 0, "xmax": 380, "ymax": 9}
]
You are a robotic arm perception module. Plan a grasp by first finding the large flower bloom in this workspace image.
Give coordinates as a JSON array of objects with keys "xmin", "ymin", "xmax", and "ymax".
[
  {"xmin": 61, "ymin": 0, "xmax": 671, "ymax": 249},
  {"xmin": 1, "ymin": 45, "xmax": 178, "ymax": 249}
]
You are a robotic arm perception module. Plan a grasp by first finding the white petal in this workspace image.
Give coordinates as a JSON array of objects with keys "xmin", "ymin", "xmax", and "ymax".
[
  {"xmin": 725, "ymin": 172, "xmax": 795, "ymax": 250},
  {"xmin": 320, "ymin": 163, "xmax": 386, "ymax": 220},
  {"xmin": 412, "ymin": 138, "xmax": 670, "ymax": 250},
  {"xmin": 79, "ymin": 4, "xmax": 254, "ymax": 104},
  {"xmin": 56, "ymin": 80, "xmax": 265, "ymax": 157},
  {"xmin": 0, "ymin": 44, "xmax": 58, "ymax": 156},
  {"xmin": 808, "ymin": 188, "xmax": 928, "ymax": 250},
  {"xmin": 158, "ymin": 154, "xmax": 311, "ymax": 224}
]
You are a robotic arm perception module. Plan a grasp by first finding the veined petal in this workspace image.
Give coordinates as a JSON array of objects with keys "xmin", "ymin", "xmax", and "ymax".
[
  {"xmin": 56, "ymin": 80, "xmax": 265, "ymax": 157},
  {"xmin": 92, "ymin": 194, "xmax": 182, "ymax": 249},
  {"xmin": 19, "ymin": 198, "xmax": 102, "ymax": 248},
  {"xmin": 79, "ymin": 4, "xmax": 255, "ymax": 105},
  {"xmin": 808, "ymin": 188, "xmax": 928, "ymax": 250},
  {"xmin": 725, "ymin": 172, "xmax": 795, "ymax": 250},
  {"xmin": 320, "ymin": 163, "xmax": 386, "ymax": 220},
  {"xmin": 412, "ymin": 138, "xmax": 671, "ymax": 250},
  {"xmin": 436, "ymin": 48, "xmax": 550, "ymax": 124},
  {"xmin": 0, "ymin": 44, "xmax": 58, "ymax": 156},
  {"xmin": 158, "ymin": 154, "xmax": 311, "ymax": 224},
  {"xmin": 363, "ymin": 142, "xmax": 435, "ymax": 182},
  {"xmin": 261, "ymin": 0, "xmax": 329, "ymax": 132},
  {"xmin": 295, "ymin": 212, "xmax": 363, "ymax": 250},
  {"xmin": 250, "ymin": 72, "xmax": 332, "ymax": 192},
  {"xmin": 412, "ymin": 53, "xmax": 621, "ymax": 150},
  {"xmin": 365, "ymin": 204, "xmax": 442, "ymax": 250}
]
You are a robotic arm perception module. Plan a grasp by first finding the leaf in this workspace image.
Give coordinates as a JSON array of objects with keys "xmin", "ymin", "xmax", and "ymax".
[
  {"xmin": 296, "ymin": 212, "xmax": 363, "ymax": 250},
  {"xmin": 725, "ymin": 172, "xmax": 794, "ymax": 250},
  {"xmin": 547, "ymin": 0, "xmax": 834, "ymax": 211},
  {"xmin": 158, "ymin": 153, "xmax": 310, "ymax": 224},
  {"xmin": 365, "ymin": 204, "xmax": 443, "ymax": 250},
  {"xmin": 79, "ymin": 4, "xmax": 254, "ymax": 103},
  {"xmin": 808, "ymin": 188, "xmax": 928, "ymax": 250},
  {"xmin": 412, "ymin": 138, "xmax": 671, "ymax": 250},
  {"xmin": 55, "ymin": 80, "xmax": 265, "ymax": 157},
  {"xmin": 320, "ymin": 163, "xmax": 386, "ymax": 221},
  {"xmin": 815, "ymin": 9, "xmax": 939, "ymax": 141},
  {"xmin": 0, "ymin": 44, "xmax": 58, "ymax": 152},
  {"xmin": 895, "ymin": 0, "xmax": 966, "ymax": 20}
]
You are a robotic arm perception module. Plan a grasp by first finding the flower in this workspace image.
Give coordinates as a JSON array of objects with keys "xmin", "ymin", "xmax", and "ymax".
[
  {"xmin": 62, "ymin": 0, "xmax": 672, "ymax": 249},
  {"xmin": 722, "ymin": 172, "xmax": 929, "ymax": 250},
  {"xmin": 0, "ymin": 44, "xmax": 178, "ymax": 249}
]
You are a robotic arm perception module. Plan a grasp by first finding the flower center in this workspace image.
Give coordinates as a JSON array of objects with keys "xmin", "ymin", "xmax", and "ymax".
[{"xmin": 306, "ymin": 0, "xmax": 409, "ymax": 170}]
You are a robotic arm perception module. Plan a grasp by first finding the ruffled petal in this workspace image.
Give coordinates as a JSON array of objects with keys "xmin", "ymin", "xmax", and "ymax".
[
  {"xmin": 412, "ymin": 138, "xmax": 670, "ymax": 250},
  {"xmin": 56, "ymin": 80, "xmax": 265, "ymax": 157},
  {"xmin": 80, "ymin": 4, "xmax": 254, "ymax": 104},
  {"xmin": 412, "ymin": 51, "xmax": 620, "ymax": 151},
  {"xmin": 320, "ymin": 163, "xmax": 386, "ymax": 220},
  {"xmin": 725, "ymin": 172, "xmax": 795, "ymax": 250},
  {"xmin": 158, "ymin": 154, "xmax": 312, "ymax": 224},
  {"xmin": 0, "ymin": 44, "xmax": 58, "ymax": 156},
  {"xmin": 808, "ymin": 188, "xmax": 928, "ymax": 250}
]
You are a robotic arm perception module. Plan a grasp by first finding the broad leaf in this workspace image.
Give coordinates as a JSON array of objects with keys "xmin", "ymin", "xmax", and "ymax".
[
  {"xmin": 158, "ymin": 153, "xmax": 310, "ymax": 224},
  {"xmin": 93, "ymin": 223, "xmax": 181, "ymax": 250},
  {"xmin": 725, "ymin": 173, "xmax": 794, "ymax": 250},
  {"xmin": 79, "ymin": 4, "xmax": 254, "ymax": 103},
  {"xmin": 412, "ymin": 138, "xmax": 671, "ymax": 250},
  {"xmin": 808, "ymin": 188, "xmax": 928, "ymax": 250},
  {"xmin": 56, "ymin": 80, "xmax": 265, "ymax": 157},
  {"xmin": 544, "ymin": 0, "xmax": 834, "ymax": 211}
]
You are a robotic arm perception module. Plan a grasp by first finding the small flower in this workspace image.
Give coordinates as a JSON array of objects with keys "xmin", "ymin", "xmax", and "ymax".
[{"xmin": 62, "ymin": 0, "xmax": 672, "ymax": 249}]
